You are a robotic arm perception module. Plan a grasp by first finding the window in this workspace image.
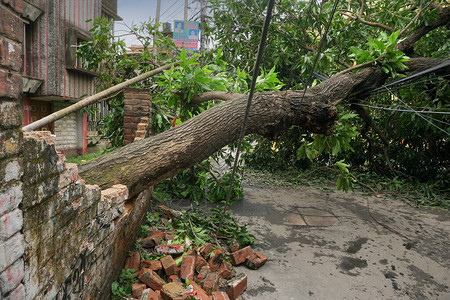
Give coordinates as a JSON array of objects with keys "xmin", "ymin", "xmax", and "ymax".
[{"xmin": 65, "ymin": 28, "xmax": 97, "ymax": 76}]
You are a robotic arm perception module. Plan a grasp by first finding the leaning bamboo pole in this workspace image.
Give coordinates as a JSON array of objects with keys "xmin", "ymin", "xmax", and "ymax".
[{"xmin": 22, "ymin": 61, "xmax": 181, "ymax": 132}]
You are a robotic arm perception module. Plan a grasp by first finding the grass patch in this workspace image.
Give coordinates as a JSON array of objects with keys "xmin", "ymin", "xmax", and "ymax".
[{"xmin": 65, "ymin": 148, "xmax": 113, "ymax": 164}]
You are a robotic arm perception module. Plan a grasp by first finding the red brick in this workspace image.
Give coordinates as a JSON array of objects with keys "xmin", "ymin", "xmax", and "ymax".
[
  {"xmin": 125, "ymin": 251, "xmax": 141, "ymax": 270},
  {"xmin": 245, "ymin": 252, "xmax": 267, "ymax": 270},
  {"xmin": 0, "ymin": 38, "xmax": 21, "ymax": 71},
  {"xmin": 212, "ymin": 291, "xmax": 230, "ymax": 300},
  {"xmin": 155, "ymin": 244, "xmax": 185, "ymax": 255},
  {"xmin": 136, "ymin": 130, "xmax": 146, "ymax": 138},
  {"xmin": 137, "ymin": 123, "xmax": 148, "ymax": 131},
  {"xmin": 195, "ymin": 255, "xmax": 208, "ymax": 273},
  {"xmin": 0, "ymin": 8, "xmax": 23, "ymax": 42},
  {"xmin": 208, "ymin": 250, "xmax": 223, "ymax": 272},
  {"xmin": 218, "ymin": 261, "xmax": 235, "ymax": 279},
  {"xmin": 160, "ymin": 255, "xmax": 178, "ymax": 276},
  {"xmin": 226, "ymin": 273, "xmax": 247, "ymax": 300},
  {"xmin": 195, "ymin": 266, "xmax": 210, "ymax": 284},
  {"xmin": 0, "ymin": 70, "xmax": 22, "ymax": 99},
  {"xmin": 124, "ymin": 98, "xmax": 140, "ymax": 106},
  {"xmin": 169, "ymin": 274, "xmax": 181, "ymax": 283},
  {"xmin": 199, "ymin": 243, "xmax": 214, "ymax": 258},
  {"xmin": 132, "ymin": 283, "xmax": 147, "ymax": 298},
  {"xmin": 202, "ymin": 272, "xmax": 219, "ymax": 295},
  {"xmin": 3, "ymin": 0, "xmax": 24, "ymax": 14},
  {"xmin": 230, "ymin": 246, "xmax": 253, "ymax": 266},
  {"xmin": 161, "ymin": 282, "xmax": 190, "ymax": 300},
  {"xmin": 229, "ymin": 241, "xmax": 240, "ymax": 253},
  {"xmin": 139, "ymin": 269, "xmax": 167, "ymax": 291},
  {"xmin": 158, "ymin": 205, "xmax": 174, "ymax": 219},
  {"xmin": 189, "ymin": 282, "xmax": 211, "ymax": 300},
  {"xmin": 142, "ymin": 260, "xmax": 163, "ymax": 272},
  {"xmin": 133, "ymin": 93, "xmax": 151, "ymax": 100},
  {"xmin": 185, "ymin": 249, "xmax": 197, "ymax": 256},
  {"xmin": 141, "ymin": 288, "xmax": 161, "ymax": 300},
  {"xmin": 180, "ymin": 255, "xmax": 196, "ymax": 282},
  {"xmin": 125, "ymin": 110, "xmax": 147, "ymax": 117},
  {"xmin": 148, "ymin": 230, "xmax": 166, "ymax": 244},
  {"xmin": 142, "ymin": 236, "xmax": 157, "ymax": 248}
]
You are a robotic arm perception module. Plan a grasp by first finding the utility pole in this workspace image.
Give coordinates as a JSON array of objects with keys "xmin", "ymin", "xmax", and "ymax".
[
  {"xmin": 184, "ymin": 0, "xmax": 188, "ymax": 21},
  {"xmin": 200, "ymin": 0, "xmax": 206, "ymax": 50},
  {"xmin": 154, "ymin": 0, "xmax": 161, "ymax": 56},
  {"xmin": 155, "ymin": 0, "xmax": 161, "ymax": 25}
]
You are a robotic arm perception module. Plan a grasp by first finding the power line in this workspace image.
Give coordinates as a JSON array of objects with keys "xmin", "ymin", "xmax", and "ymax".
[
  {"xmin": 301, "ymin": 0, "xmax": 340, "ymax": 99},
  {"xmin": 351, "ymin": 103, "xmax": 450, "ymax": 115},
  {"xmin": 363, "ymin": 60, "xmax": 450, "ymax": 96},
  {"xmin": 162, "ymin": 2, "xmax": 185, "ymax": 23},
  {"xmin": 384, "ymin": 87, "xmax": 450, "ymax": 136},
  {"xmin": 160, "ymin": 0, "xmax": 182, "ymax": 18}
]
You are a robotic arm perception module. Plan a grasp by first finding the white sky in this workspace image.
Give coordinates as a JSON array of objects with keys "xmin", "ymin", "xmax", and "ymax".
[{"xmin": 116, "ymin": 0, "xmax": 201, "ymax": 47}]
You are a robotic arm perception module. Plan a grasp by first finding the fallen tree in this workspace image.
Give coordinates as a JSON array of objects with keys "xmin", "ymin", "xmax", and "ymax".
[
  {"xmin": 78, "ymin": 58, "xmax": 440, "ymax": 198},
  {"xmin": 79, "ymin": 2, "xmax": 449, "ymax": 198}
]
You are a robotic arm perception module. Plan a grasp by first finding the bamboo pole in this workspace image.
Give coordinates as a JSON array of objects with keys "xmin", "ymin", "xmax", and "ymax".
[{"xmin": 22, "ymin": 61, "xmax": 181, "ymax": 132}]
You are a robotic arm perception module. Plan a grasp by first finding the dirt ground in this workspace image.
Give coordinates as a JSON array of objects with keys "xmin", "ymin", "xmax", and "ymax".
[{"xmin": 172, "ymin": 173, "xmax": 450, "ymax": 299}]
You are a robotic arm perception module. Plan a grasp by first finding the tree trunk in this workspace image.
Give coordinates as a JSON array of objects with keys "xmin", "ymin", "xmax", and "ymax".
[
  {"xmin": 78, "ymin": 57, "xmax": 444, "ymax": 198},
  {"xmin": 79, "ymin": 67, "xmax": 386, "ymax": 197}
]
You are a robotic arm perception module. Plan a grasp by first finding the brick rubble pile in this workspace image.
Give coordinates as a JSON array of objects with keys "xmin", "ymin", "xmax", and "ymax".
[{"xmin": 123, "ymin": 206, "xmax": 267, "ymax": 300}]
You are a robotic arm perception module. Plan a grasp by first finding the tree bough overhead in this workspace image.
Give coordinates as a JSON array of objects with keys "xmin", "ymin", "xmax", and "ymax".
[{"xmin": 79, "ymin": 1, "xmax": 449, "ymax": 201}]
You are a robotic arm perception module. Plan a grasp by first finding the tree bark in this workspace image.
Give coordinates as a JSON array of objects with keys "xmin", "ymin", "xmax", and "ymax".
[{"xmin": 79, "ymin": 67, "xmax": 386, "ymax": 197}]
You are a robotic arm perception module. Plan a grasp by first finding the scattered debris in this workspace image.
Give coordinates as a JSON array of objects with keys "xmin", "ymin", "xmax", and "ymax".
[{"xmin": 114, "ymin": 206, "xmax": 267, "ymax": 299}]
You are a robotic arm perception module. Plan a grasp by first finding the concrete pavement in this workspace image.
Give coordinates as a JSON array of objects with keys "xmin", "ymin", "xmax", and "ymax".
[{"xmin": 170, "ymin": 180, "xmax": 449, "ymax": 299}]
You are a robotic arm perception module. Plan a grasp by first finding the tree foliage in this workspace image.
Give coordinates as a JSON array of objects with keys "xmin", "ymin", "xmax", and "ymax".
[
  {"xmin": 78, "ymin": 0, "xmax": 449, "ymax": 208},
  {"xmin": 204, "ymin": 0, "xmax": 449, "ymax": 206}
]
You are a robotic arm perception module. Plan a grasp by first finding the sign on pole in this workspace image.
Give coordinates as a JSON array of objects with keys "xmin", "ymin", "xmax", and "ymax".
[{"xmin": 173, "ymin": 20, "xmax": 199, "ymax": 51}]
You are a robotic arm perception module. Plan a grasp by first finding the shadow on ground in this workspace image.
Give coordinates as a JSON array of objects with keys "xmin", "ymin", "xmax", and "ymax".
[{"xmin": 170, "ymin": 181, "xmax": 449, "ymax": 300}]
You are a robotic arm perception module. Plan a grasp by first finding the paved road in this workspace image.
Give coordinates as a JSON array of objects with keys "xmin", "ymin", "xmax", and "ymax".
[
  {"xmin": 170, "ymin": 181, "xmax": 449, "ymax": 299},
  {"xmin": 232, "ymin": 184, "xmax": 450, "ymax": 300}
]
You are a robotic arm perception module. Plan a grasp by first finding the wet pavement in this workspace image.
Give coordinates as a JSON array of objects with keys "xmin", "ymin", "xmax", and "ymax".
[{"xmin": 171, "ymin": 181, "xmax": 450, "ymax": 299}]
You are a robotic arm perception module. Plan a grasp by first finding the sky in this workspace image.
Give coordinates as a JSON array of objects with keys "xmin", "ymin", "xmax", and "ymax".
[{"xmin": 116, "ymin": 0, "xmax": 201, "ymax": 47}]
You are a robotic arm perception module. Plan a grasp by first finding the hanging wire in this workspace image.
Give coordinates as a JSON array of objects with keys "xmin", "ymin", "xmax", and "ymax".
[
  {"xmin": 350, "ymin": 103, "xmax": 450, "ymax": 115},
  {"xmin": 160, "ymin": 0, "xmax": 182, "ymax": 18},
  {"xmin": 363, "ymin": 61, "xmax": 450, "ymax": 96},
  {"xmin": 383, "ymin": 87, "xmax": 450, "ymax": 136},
  {"xmin": 216, "ymin": 0, "xmax": 276, "ymax": 236},
  {"xmin": 301, "ymin": 0, "xmax": 340, "ymax": 99}
]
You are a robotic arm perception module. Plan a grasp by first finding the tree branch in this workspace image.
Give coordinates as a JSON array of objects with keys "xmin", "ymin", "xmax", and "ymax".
[
  {"xmin": 339, "ymin": 9, "xmax": 394, "ymax": 33},
  {"xmin": 334, "ymin": 59, "xmax": 378, "ymax": 76},
  {"xmin": 172, "ymin": 90, "xmax": 243, "ymax": 104},
  {"xmin": 396, "ymin": 5, "xmax": 450, "ymax": 55},
  {"xmin": 398, "ymin": 1, "xmax": 432, "ymax": 37},
  {"xmin": 195, "ymin": 163, "xmax": 226, "ymax": 189},
  {"xmin": 153, "ymin": 102, "xmax": 176, "ymax": 120}
]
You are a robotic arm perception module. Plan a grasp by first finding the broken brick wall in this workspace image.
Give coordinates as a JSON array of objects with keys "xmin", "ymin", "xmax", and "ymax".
[
  {"xmin": 123, "ymin": 88, "xmax": 152, "ymax": 145},
  {"xmin": 0, "ymin": 1, "xmax": 26, "ymax": 299},
  {"xmin": 20, "ymin": 131, "xmax": 153, "ymax": 299},
  {"xmin": 0, "ymin": 2, "xmax": 153, "ymax": 298}
]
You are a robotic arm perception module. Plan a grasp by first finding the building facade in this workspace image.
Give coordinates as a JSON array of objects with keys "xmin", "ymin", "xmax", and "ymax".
[{"xmin": 21, "ymin": 0, "xmax": 121, "ymax": 155}]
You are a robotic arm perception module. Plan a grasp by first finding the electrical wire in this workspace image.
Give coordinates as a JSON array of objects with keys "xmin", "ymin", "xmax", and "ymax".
[
  {"xmin": 160, "ymin": 0, "xmax": 182, "ymax": 18},
  {"xmin": 363, "ymin": 61, "xmax": 450, "ymax": 96},
  {"xmin": 301, "ymin": 0, "xmax": 340, "ymax": 99},
  {"xmin": 383, "ymin": 87, "xmax": 450, "ymax": 136},
  {"xmin": 162, "ymin": 2, "xmax": 185, "ymax": 24},
  {"xmin": 350, "ymin": 103, "xmax": 450, "ymax": 115},
  {"xmin": 216, "ymin": 0, "xmax": 276, "ymax": 235}
]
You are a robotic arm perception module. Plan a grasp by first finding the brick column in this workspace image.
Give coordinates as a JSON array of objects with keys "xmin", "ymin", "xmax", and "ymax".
[
  {"xmin": 123, "ymin": 88, "xmax": 152, "ymax": 145},
  {"xmin": 0, "ymin": 1, "xmax": 26, "ymax": 299}
]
